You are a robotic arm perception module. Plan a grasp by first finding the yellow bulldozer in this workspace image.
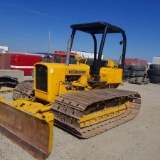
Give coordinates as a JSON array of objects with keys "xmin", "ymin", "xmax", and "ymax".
[{"xmin": 0, "ymin": 22, "xmax": 141, "ymax": 159}]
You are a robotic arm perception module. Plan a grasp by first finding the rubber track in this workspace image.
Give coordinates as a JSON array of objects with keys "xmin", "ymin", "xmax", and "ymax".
[
  {"xmin": 12, "ymin": 81, "xmax": 34, "ymax": 100},
  {"xmin": 52, "ymin": 89, "xmax": 141, "ymax": 138}
]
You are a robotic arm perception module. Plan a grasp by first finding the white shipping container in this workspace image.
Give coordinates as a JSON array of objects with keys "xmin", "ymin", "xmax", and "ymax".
[
  {"xmin": 0, "ymin": 46, "xmax": 9, "ymax": 52},
  {"xmin": 72, "ymin": 50, "xmax": 104, "ymax": 59},
  {"xmin": 152, "ymin": 57, "xmax": 160, "ymax": 64}
]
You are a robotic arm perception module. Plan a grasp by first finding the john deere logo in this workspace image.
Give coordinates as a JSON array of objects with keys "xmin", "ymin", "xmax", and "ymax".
[{"xmin": 69, "ymin": 70, "xmax": 86, "ymax": 74}]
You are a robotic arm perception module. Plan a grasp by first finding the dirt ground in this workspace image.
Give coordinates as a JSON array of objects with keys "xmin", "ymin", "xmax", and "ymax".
[{"xmin": 0, "ymin": 82, "xmax": 160, "ymax": 160}]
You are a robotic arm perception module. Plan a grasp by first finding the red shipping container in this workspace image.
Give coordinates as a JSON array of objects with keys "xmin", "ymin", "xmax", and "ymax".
[
  {"xmin": 10, "ymin": 53, "xmax": 41, "ymax": 76},
  {"xmin": 125, "ymin": 58, "xmax": 147, "ymax": 66},
  {"xmin": 52, "ymin": 51, "xmax": 76, "ymax": 63}
]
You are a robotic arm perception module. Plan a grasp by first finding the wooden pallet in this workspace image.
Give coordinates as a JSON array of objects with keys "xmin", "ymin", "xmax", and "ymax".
[{"xmin": 0, "ymin": 87, "xmax": 13, "ymax": 93}]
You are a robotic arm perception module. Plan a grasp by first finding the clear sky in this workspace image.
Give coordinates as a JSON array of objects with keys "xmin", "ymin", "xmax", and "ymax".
[{"xmin": 0, "ymin": 0, "xmax": 160, "ymax": 62}]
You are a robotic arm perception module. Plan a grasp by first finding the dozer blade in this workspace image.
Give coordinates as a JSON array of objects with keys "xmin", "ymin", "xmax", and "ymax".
[
  {"xmin": 52, "ymin": 89, "xmax": 141, "ymax": 138},
  {"xmin": 0, "ymin": 98, "xmax": 53, "ymax": 159}
]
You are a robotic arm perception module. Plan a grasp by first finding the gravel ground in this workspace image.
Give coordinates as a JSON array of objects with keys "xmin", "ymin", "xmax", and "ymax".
[{"xmin": 0, "ymin": 82, "xmax": 160, "ymax": 160}]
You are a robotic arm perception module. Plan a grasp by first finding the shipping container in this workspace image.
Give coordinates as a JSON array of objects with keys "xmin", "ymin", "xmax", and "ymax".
[
  {"xmin": 10, "ymin": 53, "xmax": 41, "ymax": 76},
  {"xmin": 72, "ymin": 50, "xmax": 104, "ymax": 59},
  {"xmin": 0, "ymin": 46, "xmax": 9, "ymax": 52},
  {"xmin": 125, "ymin": 58, "xmax": 148, "ymax": 66},
  {"xmin": 52, "ymin": 51, "xmax": 76, "ymax": 64},
  {"xmin": 0, "ymin": 52, "xmax": 11, "ymax": 69}
]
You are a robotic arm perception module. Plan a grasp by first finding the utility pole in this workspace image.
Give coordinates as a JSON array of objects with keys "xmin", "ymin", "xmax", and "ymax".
[{"xmin": 48, "ymin": 31, "xmax": 50, "ymax": 55}]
